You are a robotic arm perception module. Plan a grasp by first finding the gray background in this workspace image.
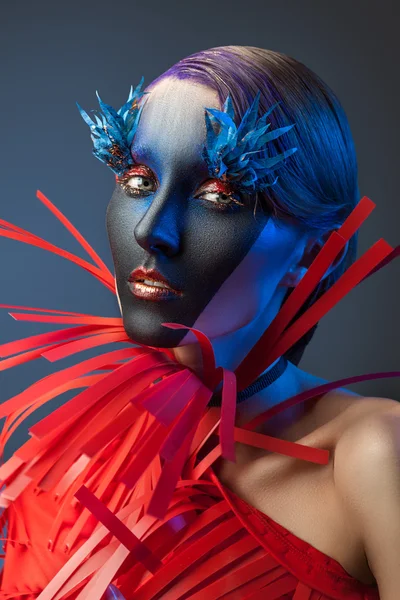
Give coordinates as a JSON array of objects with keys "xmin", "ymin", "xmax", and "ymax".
[{"xmin": 0, "ymin": 0, "xmax": 399, "ymax": 454}]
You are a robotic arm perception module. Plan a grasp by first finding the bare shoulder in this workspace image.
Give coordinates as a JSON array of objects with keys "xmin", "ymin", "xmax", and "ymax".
[
  {"xmin": 334, "ymin": 396, "xmax": 400, "ymax": 461},
  {"xmin": 332, "ymin": 395, "xmax": 399, "ymax": 532},
  {"xmin": 312, "ymin": 388, "xmax": 399, "ymax": 431},
  {"xmin": 332, "ymin": 398, "xmax": 400, "ymax": 592}
]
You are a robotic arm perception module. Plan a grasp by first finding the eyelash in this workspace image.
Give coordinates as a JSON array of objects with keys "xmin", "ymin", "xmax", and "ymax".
[{"xmin": 118, "ymin": 167, "xmax": 245, "ymax": 211}]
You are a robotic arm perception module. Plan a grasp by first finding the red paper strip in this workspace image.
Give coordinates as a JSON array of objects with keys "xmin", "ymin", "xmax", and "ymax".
[
  {"xmin": 361, "ymin": 243, "xmax": 399, "ymax": 281},
  {"xmin": 149, "ymin": 389, "xmax": 213, "ymax": 520},
  {"xmin": 0, "ymin": 455, "xmax": 24, "ymax": 484},
  {"xmin": 80, "ymin": 403, "xmax": 141, "ymax": 459},
  {"xmin": 41, "ymin": 331, "xmax": 129, "ymax": 362},
  {"xmin": 0, "ymin": 375, "xmax": 102, "ymax": 451},
  {"xmin": 0, "ymin": 342, "xmax": 66, "ymax": 371},
  {"xmin": 160, "ymin": 387, "xmax": 212, "ymax": 462},
  {"xmin": 258, "ymin": 239, "xmax": 393, "ymax": 375},
  {"xmin": 141, "ymin": 371, "xmax": 203, "ymax": 426},
  {"xmin": 63, "ymin": 422, "xmax": 149, "ymax": 553},
  {"xmin": 29, "ymin": 350, "xmax": 162, "ymax": 439},
  {"xmin": 135, "ymin": 370, "xmax": 192, "ymax": 417},
  {"xmin": 0, "ymin": 323, "xmax": 123, "ymax": 358},
  {"xmin": 189, "ymin": 555, "xmax": 284, "ymax": 600},
  {"xmin": 168, "ymin": 498, "xmax": 231, "ymax": 549},
  {"xmin": 161, "ymin": 535, "xmax": 260, "ymax": 599},
  {"xmin": 0, "ymin": 347, "xmax": 136, "ymax": 420},
  {"xmin": 75, "ymin": 485, "xmax": 162, "ymax": 574},
  {"xmin": 337, "ymin": 195, "xmax": 375, "ymax": 238},
  {"xmin": 234, "ymin": 428, "xmax": 329, "ymax": 464},
  {"xmin": 235, "ymin": 196, "xmax": 379, "ymax": 390},
  {"xmin": 133, "ymin": 516, "xmax": 242, "ymax": 600},
  {"xmin": 235, "ymin": 232, "xmax": 346, "ymax": 389},
  {"xmin": 8, "ymin": 312, "xmax": 122, "ymax": 326},
  {"xmin": 36, "ymin": 190, "xmax": 113, "ymax": 281},
  {"xmin": 120, "ymin": 420, "xmax": 169, "ymax": 490},
  {"xmin": 219, "ymin": 368, "xmax": 237, "ymax": 462},
  {"xmin": 245, "ymin": 573, "xmax": 297, "ymax": 599},
  {"xmin": 0, "ymin": 304, "xmax": 97, "ymax": 318},
  {"xmin": 161, "ymin": 323, "xmax": 216, "ymax": 388},
  {"xmin": 187, "ymin": 409, "xmax": 221, "ymax": 467},
  {"xmin": 0, "ymin": 227, "xmax": 115, "ymax": 292},
  {"xmin": 243, "ymin": 370, "xmax": 400, "ymax": 433}
]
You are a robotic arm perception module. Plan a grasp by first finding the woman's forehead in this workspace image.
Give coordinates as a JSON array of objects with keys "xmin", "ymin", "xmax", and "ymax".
[{"xmin": 132, "ymin": 78, "xmax": 221, "ymax": 167}]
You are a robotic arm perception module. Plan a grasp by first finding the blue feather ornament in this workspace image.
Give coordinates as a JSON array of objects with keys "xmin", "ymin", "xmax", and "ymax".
[
  {"xmin": 202, "ymin": 91, "xmax": 298, "ymax": 192},
  {"xmin": 76, "ymin": 77, "xmax": 147, "ymax": 176}
]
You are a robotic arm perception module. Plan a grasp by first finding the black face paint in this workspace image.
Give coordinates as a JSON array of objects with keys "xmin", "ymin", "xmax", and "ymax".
[{"xmin": 106, "ymin": 79, "xmax": 270, "ymax": 348}]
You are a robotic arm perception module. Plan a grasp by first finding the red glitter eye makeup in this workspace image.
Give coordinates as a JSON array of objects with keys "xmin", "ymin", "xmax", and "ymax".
[
  {"xmin": 118, "ymin": 164, "xmax": 156, "ymax": 182},
  {"xmin": 118, "ymin": 165, "xmax": 158, "ymax": 197},
  {"xmin": 195, "ymin": 178, "xmax": 245, "ymax": 210}
]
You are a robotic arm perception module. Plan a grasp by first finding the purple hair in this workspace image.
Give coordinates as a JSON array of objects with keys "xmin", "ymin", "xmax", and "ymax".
[{"xmin": 146, "ymin": 46, "xmax": 360, "ymax": 365}]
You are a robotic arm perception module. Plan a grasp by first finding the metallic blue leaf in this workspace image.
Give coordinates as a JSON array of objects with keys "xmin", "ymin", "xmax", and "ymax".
[
  {"xmin": 202, "ymin": 92, "xmax": 297, "ymax": 192},
  {"xmin": 77, "ymin": 78, "xmax": 147, "ymax": 176}
]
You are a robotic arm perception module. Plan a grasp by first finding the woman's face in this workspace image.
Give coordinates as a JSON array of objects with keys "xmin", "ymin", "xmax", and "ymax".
[{"xmin": 106, "ymin": 77, "xmax": 307, "ymax": 348}]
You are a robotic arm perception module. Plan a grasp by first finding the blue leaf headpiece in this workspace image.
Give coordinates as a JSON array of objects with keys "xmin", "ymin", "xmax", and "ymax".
[
  {"xmin": 76, "ymin": 77, "xmax": 147, "ymax": 176},
  {"xmin": 202, "ymin": 91, "xmax": 298, "ymax": 192}
]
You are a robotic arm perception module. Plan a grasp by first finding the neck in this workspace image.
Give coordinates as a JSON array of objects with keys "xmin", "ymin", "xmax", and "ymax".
[
  {"xmin": 172, "ymin": 284, "xmax": 287, "ymax": 376},
  {"xmin": 173, "ymin": 339, "xmax": 308, "ymax": 434},
  {"xmin": 235, "ymin": 360, "xmax": 306, "ymax": 429},
  {"xmin": 170, "ymin": 291, "xmax": 309, "ymax": 428}
]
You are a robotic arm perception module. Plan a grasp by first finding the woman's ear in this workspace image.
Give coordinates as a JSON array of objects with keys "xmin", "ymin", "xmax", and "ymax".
[{"xmin": 280, "ymin": 231, "xmax": 349, "ymax": 288}]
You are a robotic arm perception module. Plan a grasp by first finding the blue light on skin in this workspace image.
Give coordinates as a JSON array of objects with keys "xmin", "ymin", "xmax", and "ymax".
[{"xmin": 109, "ymin": 77, "xmax": 355, "ymax": 440}]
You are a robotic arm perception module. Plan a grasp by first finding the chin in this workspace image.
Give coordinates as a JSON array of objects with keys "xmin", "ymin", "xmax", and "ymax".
[{"xmin": 121, "ymin": 310, "xmax": 186, "ymax": 349}]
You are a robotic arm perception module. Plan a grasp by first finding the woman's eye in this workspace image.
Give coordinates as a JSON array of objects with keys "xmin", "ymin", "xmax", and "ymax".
[
  {"xmin": 199, "ymin": 191, "xmax": 232, "ymax": 204},
  {"xmin": 119, "ymin": 171, "xmax": 157, "ymax": 197},
  {"xmin": 196, "ymin": 189, "xmax": 244, "ymax": 209},
  {"xmin": 126, "ymin": 175, "xmax": 156, "ymax": 193}
]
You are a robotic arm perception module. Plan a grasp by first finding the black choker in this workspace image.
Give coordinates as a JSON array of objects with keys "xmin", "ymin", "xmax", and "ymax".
[{"xmin": 208, "ymin": 356, "xmax": 288, "ymax": 408}]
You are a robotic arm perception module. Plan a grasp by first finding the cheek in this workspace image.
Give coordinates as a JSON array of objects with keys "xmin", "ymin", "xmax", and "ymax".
[
  {"xmin": 181, "ymin": 207, "xmax": 253, "ymax": 280},
  {"xmin": 106, "ymin": 193, "xmax": 130, "ymax": 250},
  {"xmin": 247, "ymin": 221, "xmax": 301, "ymax": 299},
  {"xmin": 184, "ymin": 219, "xmax": 302, "ymax": 341}
]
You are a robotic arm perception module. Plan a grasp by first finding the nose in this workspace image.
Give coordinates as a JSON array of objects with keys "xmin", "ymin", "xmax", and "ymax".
[{"xmin": 134, "ymin": 187, "xmax": 182, "ymax": 258}]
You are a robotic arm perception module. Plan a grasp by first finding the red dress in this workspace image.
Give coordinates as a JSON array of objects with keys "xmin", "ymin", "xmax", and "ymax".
[
  {"xmin": 0, "ymin": 464, "xmax": 379, "ymax": 599},
  {"xmin": 0, "ymin": 192, "xmax": 398, "ymax": 599},
  {"xmin": 214, "ymin": 475, "xmax": 379, "ymax": 600}
]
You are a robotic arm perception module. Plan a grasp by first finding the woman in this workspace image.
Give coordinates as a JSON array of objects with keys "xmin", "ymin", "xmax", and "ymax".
[{"xmin": 0, "ymin": 46, "xmax": 399, "ymax": 599}]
